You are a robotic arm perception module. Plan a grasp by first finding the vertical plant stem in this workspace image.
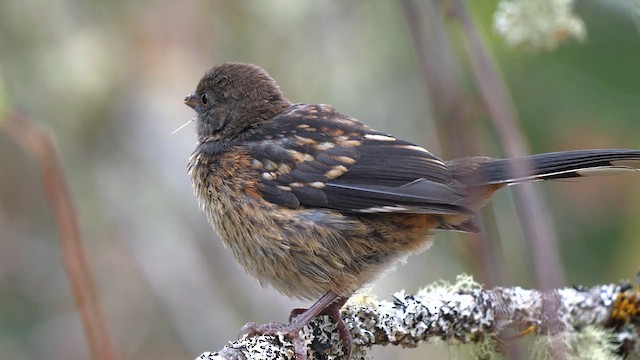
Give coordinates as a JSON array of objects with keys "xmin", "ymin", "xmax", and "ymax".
[
  {"xmin": 448, "ymin": 0, "xmax": 566, "ymax": 290},
  {"xmin": 2, "ymin": 111, "xmax": 118, "ymax": 360},
  {"xmin": 400, "ymin": 0, "xmax": 507, "ymax": 286}
]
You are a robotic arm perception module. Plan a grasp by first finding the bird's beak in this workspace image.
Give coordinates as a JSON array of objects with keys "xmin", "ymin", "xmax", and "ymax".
[{"xmin": 184, "ymin": 92, "xmax": 197, "ymax": 109}]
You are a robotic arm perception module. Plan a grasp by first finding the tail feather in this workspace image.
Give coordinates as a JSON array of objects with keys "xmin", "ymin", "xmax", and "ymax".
[{"xmin": 465, "ymin": 149, "xmax": 640, "ymax": 185}]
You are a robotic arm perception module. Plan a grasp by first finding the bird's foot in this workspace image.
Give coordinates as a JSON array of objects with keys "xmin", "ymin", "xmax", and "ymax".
[
  {"xmin": 289, "ymin": 298, "xmax": 352, "ymax": 359},
  {"xmin": 239, "ymin": 291, "xmax": 351, "ymax": 360},
  {"xmin": 240, "ymin": 320, "xmax": 308, "ymax": 360}
]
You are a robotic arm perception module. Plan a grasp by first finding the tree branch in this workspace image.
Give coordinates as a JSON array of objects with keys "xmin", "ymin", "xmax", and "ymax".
[{"xmin": 197, "ymin": 275, "xmax": 640, "ymax": 360}]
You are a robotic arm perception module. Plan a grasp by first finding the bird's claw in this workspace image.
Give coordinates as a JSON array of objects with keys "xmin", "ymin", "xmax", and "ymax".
[{"xmin": 240, "ymin": 321, "xmax": 308, "ymax": 360}]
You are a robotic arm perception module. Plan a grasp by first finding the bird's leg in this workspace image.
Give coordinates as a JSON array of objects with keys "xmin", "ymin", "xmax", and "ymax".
[
  {"xmin": 289, "ymin": 294, "xmax": 351, "ymax": 359},
  {"xmin": 241, "ymin": 290, "xmax": 351, "ymax": 360}
]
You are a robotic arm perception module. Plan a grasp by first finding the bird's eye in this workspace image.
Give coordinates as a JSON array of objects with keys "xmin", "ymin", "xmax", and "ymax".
[{"xmin": 201, "ymin": 93, "xmax": 210, "ymax": 106}]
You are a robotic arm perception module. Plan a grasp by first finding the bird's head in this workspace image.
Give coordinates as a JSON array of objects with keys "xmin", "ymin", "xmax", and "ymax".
[{"xmin": 185, "ymin": 62, "xmax": 290, "ymax": 141}]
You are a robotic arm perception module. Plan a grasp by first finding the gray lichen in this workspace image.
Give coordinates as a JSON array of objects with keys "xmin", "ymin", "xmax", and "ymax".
[{"xmin": 198, "ymin": 275, "xmax": 637, "ymax": 359}]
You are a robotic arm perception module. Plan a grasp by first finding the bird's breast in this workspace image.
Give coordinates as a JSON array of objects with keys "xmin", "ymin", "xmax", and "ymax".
[{"xmin": 188, "ymin": 146, "xmax": 439, "ymax": 300}]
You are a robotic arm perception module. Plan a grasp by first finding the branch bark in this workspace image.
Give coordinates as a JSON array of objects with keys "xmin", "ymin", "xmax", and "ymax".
[{"xmin": 197, "ymin": 276, "xmax": 640, "ymax": 360}]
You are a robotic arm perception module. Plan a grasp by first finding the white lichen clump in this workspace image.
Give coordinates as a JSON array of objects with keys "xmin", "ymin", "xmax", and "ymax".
[{"xmin": 493, "ymin": 0, "xmax": 587, "ymax": 51}]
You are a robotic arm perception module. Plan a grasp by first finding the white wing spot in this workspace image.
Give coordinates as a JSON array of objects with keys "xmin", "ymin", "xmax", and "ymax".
[
  {"xmin": 358, "ymin": 205, "xmax": 409, "ymax": 213},
  {"xmin": 308, "ymin": 182, "xmax": 326, "ymax": 189},
  {"xmin": 251, "ymin": 159, "xmax": 263, "ymax": 169},
  {"xmin": 397, "ymin": 145, "xmax": 433, "ymax": 154},
  {"xmin": 315, "ymin": 142, "xmax": 336, "ymax": 150},
  {"xmin": 365, "ymin": 134, "xmax": 397, "ymax": 141}
]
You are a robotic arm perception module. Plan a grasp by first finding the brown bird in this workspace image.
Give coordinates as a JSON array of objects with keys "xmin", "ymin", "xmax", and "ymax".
[{"xmin": 185, "ymin": 62, "xmax": 640, "ymax": 359}]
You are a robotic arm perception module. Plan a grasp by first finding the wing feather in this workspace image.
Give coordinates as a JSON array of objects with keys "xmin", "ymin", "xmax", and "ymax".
[{"xmin": 244, "ymin": 104, "xmax": 472, "ymax": 215}]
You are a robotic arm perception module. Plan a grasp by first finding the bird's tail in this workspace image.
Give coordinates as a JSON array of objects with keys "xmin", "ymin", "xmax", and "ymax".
[
  {"xmin": 440, "ymin": 149, "xmax": 640, "ymax": 233},
  {"xmin": 454, "ymin": 149, "xmax": 640, "ymax": 186}
]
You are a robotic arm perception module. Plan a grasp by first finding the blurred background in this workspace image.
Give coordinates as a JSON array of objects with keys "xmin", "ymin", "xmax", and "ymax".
[{"xmin": 1, "ymin": 1, "xmax": 639, "ymax": 359}]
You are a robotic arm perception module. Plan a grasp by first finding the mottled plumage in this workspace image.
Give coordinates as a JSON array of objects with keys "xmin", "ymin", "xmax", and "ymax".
[{"xmin": 185, "ymin": 62, "xmax": 640, "ymax": 358}]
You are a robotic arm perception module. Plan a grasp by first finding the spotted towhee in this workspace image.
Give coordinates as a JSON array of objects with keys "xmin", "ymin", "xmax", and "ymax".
[{"xmin": 185, "ymin": 62, "xmax": 640, "ymax": 359}]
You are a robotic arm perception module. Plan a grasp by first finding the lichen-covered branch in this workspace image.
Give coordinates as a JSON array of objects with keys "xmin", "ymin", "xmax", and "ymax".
[{"xmin": 197, "ymin": 275, "xmax": 640, "ymax": 360}]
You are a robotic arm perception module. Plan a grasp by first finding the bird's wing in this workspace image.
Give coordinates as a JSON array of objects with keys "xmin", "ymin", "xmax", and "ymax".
[{"xmin": 244, "ymin": 104, "xmax": 472, "ymax": 216}]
